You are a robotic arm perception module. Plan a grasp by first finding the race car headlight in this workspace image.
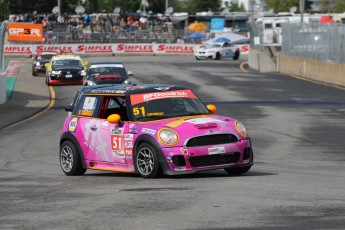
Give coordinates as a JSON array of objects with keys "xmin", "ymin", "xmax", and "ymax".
[
  {"xmin": 86, "ymin": 80, "xmax": 96, "ymax": 86},
  {"xmin": 158, "ymin": 129, "xmax": 179, "ymax": 145},
  {"xmin": 80, "ymin": 70, "xmax": 86, "ymax": 76},
  {"xmin": 123, "ymin": 79, "xmax": 131, "ymax": 84},
  {"xmin": 35, "ymin": 62, "xmax": 40, "ymax": 67},
  {"xmin": 235, "ymin": 120, "xmax": 247, "ymax": 138},
  {"xmin": 51, "ymin": 70, "xmax": 61, "ymax": 75}
]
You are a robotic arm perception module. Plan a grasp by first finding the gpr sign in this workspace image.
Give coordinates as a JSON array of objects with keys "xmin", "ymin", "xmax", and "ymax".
[{"xmin": 7, "ymin": 23, "xmax": 43, "ymax": 42}]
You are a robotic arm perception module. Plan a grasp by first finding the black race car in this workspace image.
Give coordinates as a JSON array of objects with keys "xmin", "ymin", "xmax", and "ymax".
[
  {"xmin": 83, "ymin": 61, "xmax": 133, "ymax": 86},
  {"xmin": 32, "ymin": 51, "xmax": 60, "ymax": 76}
]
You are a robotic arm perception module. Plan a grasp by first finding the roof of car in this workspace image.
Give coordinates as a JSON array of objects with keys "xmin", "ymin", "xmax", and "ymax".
[
  {"xmin": 51, "ymin": 54, "xmax": 82, "ymax": 61},
  {"xmin": 90, "ymin": 61, "xmax": 123, "ymax": 65},
  {"xmin": 37, "ymin": 51, "xmax": 60, "ymax": 55},
  {"xmin": 82, "ymin": 84, "xmax": 190, "ymax": 96}
]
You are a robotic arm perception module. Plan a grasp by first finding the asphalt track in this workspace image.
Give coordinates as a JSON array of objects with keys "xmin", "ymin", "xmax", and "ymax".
[{"xmin": 0, "ymin": 55, "xmax": 345, "ymax": 229}]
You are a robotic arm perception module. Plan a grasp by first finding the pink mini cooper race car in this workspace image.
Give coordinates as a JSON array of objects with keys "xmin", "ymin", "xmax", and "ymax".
[{"xmin": 60, "ymin": 84, "xmax": 254, "ymax": 178}]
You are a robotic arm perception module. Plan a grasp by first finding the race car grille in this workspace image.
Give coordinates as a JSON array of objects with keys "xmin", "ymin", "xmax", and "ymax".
[
  {"xmin": 186, "ymin": 134, "xmax": 238, "ymax": 147},
  {"xmin": 190, "ymin": 152, "xmax": 240, "ymax": 167}
]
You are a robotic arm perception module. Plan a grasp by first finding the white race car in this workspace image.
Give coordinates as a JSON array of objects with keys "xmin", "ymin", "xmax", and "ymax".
[{"xmin": 194, "ymin": 42, "xmax": 240, "ymax": 60}]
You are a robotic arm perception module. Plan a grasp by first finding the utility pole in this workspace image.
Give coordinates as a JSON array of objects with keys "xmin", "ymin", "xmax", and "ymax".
[
  {"xmin": 58, "ymin": 0, "xmax": 61, "ymax": 22},
  {"xmin": 300, "ymin": 0, "xmax": 305, "ymax": 24}
]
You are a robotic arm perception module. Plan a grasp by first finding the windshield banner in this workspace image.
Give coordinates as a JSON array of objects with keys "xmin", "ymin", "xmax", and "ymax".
[{"xmin": 130, "ymin": 90, "xmax": 197, "ymax": 105}]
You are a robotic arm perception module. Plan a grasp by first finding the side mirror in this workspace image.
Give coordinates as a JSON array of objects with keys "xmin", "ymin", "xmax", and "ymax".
[
  {"xmin": 127, "ymin": 70, "xmax": 134, "ymax": 76},
  {"xmin": 65, "ymin": 105, "xmax": 74, "ymax": 112},
  {"xmin": 107, "ymin": 114, "xmax": 124, "ymax": 127},
  {"xmin": 207, "ymin": 104, "xmax": 216, "ymax": 114}
]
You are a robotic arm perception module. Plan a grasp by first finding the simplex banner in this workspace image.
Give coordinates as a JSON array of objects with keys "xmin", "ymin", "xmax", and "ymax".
[{"xmin": 4, "ymin": 43, "xmax": 250, "ymax": 56}]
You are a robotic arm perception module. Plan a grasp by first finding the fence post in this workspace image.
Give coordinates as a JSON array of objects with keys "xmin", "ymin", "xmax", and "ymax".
[{"xmin": 0, "ymin": 21, "xmax": 8, "ymax": 105}]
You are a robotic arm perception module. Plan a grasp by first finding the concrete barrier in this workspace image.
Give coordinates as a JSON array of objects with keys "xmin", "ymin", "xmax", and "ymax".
[
  {"xmin": 279, "ymin": 55, "xmax": 345, "ymax": 87},
  {"xmin": 248, "ymin": 49, "xmax": 277, "ymax": 73},
  {"xmin": 0, "ymin": 74, "xmax": 6, "ymax": 105}
]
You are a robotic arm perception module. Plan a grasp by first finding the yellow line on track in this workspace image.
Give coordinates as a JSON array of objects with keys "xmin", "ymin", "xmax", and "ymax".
[
  {"xmin": 1, "ymin": 86, "xmax": 55, "ymax": 130},
  {"xmin": 240, "ymin": 62, "xmax": 249, "ymax": 73}
]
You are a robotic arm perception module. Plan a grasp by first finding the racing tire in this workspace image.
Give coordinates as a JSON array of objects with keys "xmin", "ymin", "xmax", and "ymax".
[
  {"xmin": 32, "ymin": 71, "xmax": 37, "ymax": 76},
  {"xmin": 233, "ymin": 51, "xmax": 240, "ymax": 60},
  {"xmin": 224, "ymin": 166, "xmax": 251, "ymax": 175},
  {"xmin": 215, "ymin": 52, "xmax": 221, "ymax": 60},
  {"xmin": 195, "ymin": 56, "xmax": 201, "ymax": 60},
  {"xmin": 60, "ymin": 140, "xmax": 86, "ymax": 176},
  {"xmin": 135, "ymin": 143, "xmax": 162, "ymax": 178}
]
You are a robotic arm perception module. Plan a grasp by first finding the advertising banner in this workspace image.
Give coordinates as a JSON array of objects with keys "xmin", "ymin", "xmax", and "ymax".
[
  {"xmin": 7, "ymin": 23, "xmax": 43, "ymax": 42},
  {"xmin": 4, "ymin": 43, "xmax": 250, "ymax": 56}
]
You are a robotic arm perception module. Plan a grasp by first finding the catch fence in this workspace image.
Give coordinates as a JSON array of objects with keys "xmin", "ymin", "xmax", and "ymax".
[{"xmin": 282, "ymin": 23, "xmax": 345, "ymax": 64}]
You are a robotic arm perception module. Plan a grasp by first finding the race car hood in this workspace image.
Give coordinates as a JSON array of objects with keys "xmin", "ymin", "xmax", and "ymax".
[
  {"xmin": 52, "ymin": 66, "xmax": 84, "ymax": 71},
  {"xmin": 195, "ymin": 47, "xmax": 217, "ymax": 52},
  {"xmin": 136, "ymin": 115, "xmax": 242, "ymax": 146}
]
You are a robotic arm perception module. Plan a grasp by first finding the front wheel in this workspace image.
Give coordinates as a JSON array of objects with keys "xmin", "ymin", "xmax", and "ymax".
[
  {"xmin": 224, "ymin": 166, "xmax": 251, "ymax": 175},
  {"xmin": 60, "ymin": 140, "xmax": 86, "ymax": 176},
  {"xmin": 135, "ymin": 143, "xmax": 162, "ymax": 178},
  {"xmin": 214, "ymin": 52, "xmax": 221, "ymax": 60},
  {"xmin": 195, "ymin": 56, "xmax": 201, "ymax": 60}
]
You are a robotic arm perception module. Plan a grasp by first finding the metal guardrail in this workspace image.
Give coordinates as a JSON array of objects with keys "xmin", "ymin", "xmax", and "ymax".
[
  {"xmin": 0, "ymin": 21, "xmax": 8, "ymax": 73},
  {"xmin": 0, "ymin": 21, "xmax": 8, "ymax": 105},
  {"xmin": 282, "ymin": 23, "xmax": 345, "ymax": 64}
]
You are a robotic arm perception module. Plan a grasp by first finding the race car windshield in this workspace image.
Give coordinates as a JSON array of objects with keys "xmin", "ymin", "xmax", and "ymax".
[
  {"xmin": 40, "ymin": 54, "xmax": 55, "ymax": 61},
  {"xmin": 206, "ymin": 44, "xmax": 222, "ymax": 48},
  {"xmin": 89, "ymin": 66, "xmax": 126, "ymax": 77},
  {"xmin": 130, "ymin": 90, "xmax": 210, "ymax": 121},
  {"xmin": 53, "ymin": 59, "xmax": 82, "ymax": 66}
]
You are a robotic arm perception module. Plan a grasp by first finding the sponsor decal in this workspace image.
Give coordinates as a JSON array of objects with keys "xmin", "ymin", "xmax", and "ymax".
[
  {"xmin": 180, "ymin": 148, "xmax": 188, "ymax": 155},
  {"xmin": 77, "ymin": 45, "xmax": 113, "ymax": 53},
  {"xmin": 68, "ymin": 117, "xmax": 78, "ymax": 132},
  {"xmin": 185, "ymin": 117, "xmax": 224, "ymax": 124},
  {"xmin": 101, "ymin": 121, "xmax": 109, "ymax": 129},
  {"xmin": 157, "ymin": 44, "xmax": 194, "ymax": 53},
  {"xmin": 36, "ymin": 45, "xmax": 73, "ymax": 53},
  {"xmin": 90, "ymin": 89, "xmax": 126, "ymax": 94},
  {"xmin": 4, "ymin": 46, "xmax": 31, "ymax": 54},
  {"xmin": 208, "ymin": 147, "xmax": 225, "ymax": 155},
  {"xmin": 117, "ymin": 44, "xmax": 153, "ymax": 53},
  {"xmin": 141, "ymin": 128, "xmax": 156, "ymax": 135},
  {"xmin": 124, "ymin": 141, "xmax": 133, "ymax": 148},
  {"xmin": 111, "ymin": 135, "xmax": 123, "ymax": 151},
  {"xmin": 111, "ymin": 128, "xmax": 123, "ymax": 135},
  {"xmin": 131, "ymin": 90, "xmax": 197, "ymax": 105},
  {"xmin": 113, "ymin": 150, "xmax": 125, "ymax": 157},
  {"xmin": 125, "ymin": 149, "xmax": 133, "ymax": 156},
  {"xmin": 124, "ymin": 134, "xmax": 133, "ymax": 140}
]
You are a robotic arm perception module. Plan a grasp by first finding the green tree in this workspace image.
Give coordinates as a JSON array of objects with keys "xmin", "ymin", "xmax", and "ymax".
[
  {"xmin": 184, "ymin": 0, "xmax": 221, "ymax": 14},
  {"xmin": 228, "ymin": 2, "xmax": 246, "ymax": 12},
  {"xmin": 265, "ymin": 0, "xmax": 299, "ymax": 13},
  {"xmin": 8, "ymin": 0, "xmax": 79, "ymax": 14},
  {"xmin": 320, "ymin": 0, "xmax": 345, "ymax": 13},
  {"xmin": 0, "ymin": 0, "xmax": 10, "ymax": 21}
]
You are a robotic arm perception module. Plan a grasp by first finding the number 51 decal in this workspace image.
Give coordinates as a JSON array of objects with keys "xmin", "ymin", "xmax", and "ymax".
[
  {"xmin": 133, "ymin": 106, "xmax": 146, "ymax": 116},
  {"xmin": 111, "ymin": 135, "xmax": 123, "ymax": 151}
]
